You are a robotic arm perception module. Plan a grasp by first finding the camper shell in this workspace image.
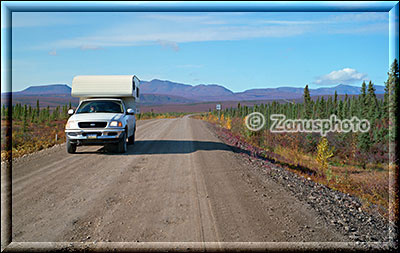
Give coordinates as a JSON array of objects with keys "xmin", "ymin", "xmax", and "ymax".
[
  {"xmin": 65, "ymin": 75, "xmax": 140, "ymax": 154},
  {"xmin": 71, "ymin": 75, "xmax": 140, "ymax": 112}
]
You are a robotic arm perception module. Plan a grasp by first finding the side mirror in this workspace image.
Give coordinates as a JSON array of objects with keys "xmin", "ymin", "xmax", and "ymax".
[
  {"xmin": 68, "ymin": 109, "xmax": 74, "ymax": 115},
  {"xmin": 127, "ymin": 108, "xmax": 135, "ymax": 115}
]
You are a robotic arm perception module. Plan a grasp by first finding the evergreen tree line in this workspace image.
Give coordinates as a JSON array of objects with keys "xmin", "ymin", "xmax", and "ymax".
[
  {"xmin": 1, "ymin": 100, "xmax": 72, "ymax": 124},
  {"xmin": 214, "ymin": 59, "xmax": 399, "ymax": 164},
  {"xmin": 218, "ymin": 81, "xmax": 387, "ymax": 143}
]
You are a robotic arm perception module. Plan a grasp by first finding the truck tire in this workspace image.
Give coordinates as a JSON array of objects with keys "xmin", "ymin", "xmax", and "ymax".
[
  {"xmin": 117, "ymin": 132, "xmax": 127, "ymax": 153},
  {"xmin": 104, "ymin": 144, "xmax": 114, "ymax": 153},
  {"xmin": 67, "ymin": 138, "xmax": 76, "ymax": 154},
  {"xmin": 128, "ymin": 129, "xmax": 135, "ymax": 145}
]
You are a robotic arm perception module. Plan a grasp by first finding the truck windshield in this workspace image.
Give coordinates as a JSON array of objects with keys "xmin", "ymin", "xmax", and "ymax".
[{"xmin": 76, "ymin": 100, "xmax": 124, "ymax": 114}]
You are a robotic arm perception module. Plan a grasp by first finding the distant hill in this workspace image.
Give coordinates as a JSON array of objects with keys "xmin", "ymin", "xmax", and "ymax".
[
  {"xmin": 140, "ymin": 94, "xmax": 384, "ymax": 113},
  {"xmin": 2, "ymin": 83, "xmax": 199, "ymax": 107},
  {"xmin": 235, "ymin": 84, "xmax": 385, "ymax": 101},
  {"xmin": 139, "ymin": 94, "xmax": 198, "ymax": 106},
  {"xmin": 140, "ymin": 79, "xmax": 235, "ymax": 101},
  {"xmin": 141, "ymin": 79, "xmax": 385, "ymax": 101},
  {"xmin": 2, "ymin": 80, "xmax": 385, "ymax": 108},
  {"xmin": 19, "ymin": 84, "xmax": 72, "ymax": 95}
]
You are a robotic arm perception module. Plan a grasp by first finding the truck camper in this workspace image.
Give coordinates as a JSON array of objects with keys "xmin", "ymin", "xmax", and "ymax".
[{"xmin": 65, "ymin": 75, "xmax": 140, "ymax": 154}]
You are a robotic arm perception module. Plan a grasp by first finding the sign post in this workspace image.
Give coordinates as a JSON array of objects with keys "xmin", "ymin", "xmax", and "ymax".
[{"xmin": 216, "ymin": 104, "xmax": 221, "ymax": 121}]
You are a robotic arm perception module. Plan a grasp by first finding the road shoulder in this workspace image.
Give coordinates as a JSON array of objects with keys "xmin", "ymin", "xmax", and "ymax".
[{"xmin": 198, "ymin": 119, "xmax": 395, "ymax": 244}]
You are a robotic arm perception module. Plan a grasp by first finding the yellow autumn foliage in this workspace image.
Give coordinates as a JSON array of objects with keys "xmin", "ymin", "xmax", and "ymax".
[{"xmin": 316, "ymin": 137, "xmax": 334, "ymax": 170}]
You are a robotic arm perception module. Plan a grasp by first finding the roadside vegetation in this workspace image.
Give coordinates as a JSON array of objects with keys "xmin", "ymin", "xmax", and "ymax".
[
  {"xmin": 0, "ymin": 102, "xmax": 188, "ymax": 161},
  {"xmin": 136, "ymin": 110, "xmax": 189, "ymax": 120},
  {"xmin": 1, "ymin": 101, "xmax": 70, "ymax": 161},
  {"xmin": 196, "ymin": 59, "xmax": 399, "ymax": 220}
]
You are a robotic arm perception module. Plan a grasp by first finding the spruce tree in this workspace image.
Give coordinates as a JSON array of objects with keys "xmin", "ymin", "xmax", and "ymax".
[
  {"xmin": 366, "ymin": 81, "xmax": 378, "ymax": 123},
  {"xmin": 360, "ymin": 81, "xmax": 367, "ymax": 100},
  {"xmin": 303, "ymin": 85, "xmax": 312, "ymax": 119},
  {"xmin": 311, "ymin": 100, "xmax": 317, "ymax": 119},
  {"xmin": 327, "ymin": 96, "xmax": 333, "ymax": 116},
  {"xmin": 319, "ymin": 97, "xmax": 326, "ymax": 118},
  {"xmin": 350, "ymin": 96, "xmax": 358, "ymax": 117},
  {"xmin": 315, "ymin": 97, "xmax": 320, "ymax": 118},
  {"xmin": 357, "ymin": 81, "xmax": 372, "ymax": 154},
  {"xmin": 1, "ymin": 104, "xmax": 5, "ymax": 119},
  {"xmin": 15, "ymin": 104, "xmax": 21, "ymax": 120},
  {"xmin": 36, "ymin": 99, "xmax": 40, "ymax": 118},
  {"xmin": 334, "ymin": 90, "xmax": 338, "ymax": 115},
  {"xmin": 359, "ymin": 81, "xmax": 367, "ymax": 118},
  {"xmin": 337, "ymin": 100, "xmax": 343, "ymax": 120},
  {"xmin": 341, "ymin": 98, "xmax": 348, "ymax": 120},
  {"xmin": 28, "ymin": 105, "xmax": 32, "ymax": 122},
  {"xmin": 386, "ymin": 59, "xmax": 399, "ymax": 145},
  {"xmin": 22, "ymin": 104, "xmax": 28, "ymax": 132}
]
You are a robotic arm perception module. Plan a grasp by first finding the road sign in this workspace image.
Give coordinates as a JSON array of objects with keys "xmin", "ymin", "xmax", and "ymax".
[{"xmin": 216, "ymin": 104, "xmax": 221, "ymax": 110}]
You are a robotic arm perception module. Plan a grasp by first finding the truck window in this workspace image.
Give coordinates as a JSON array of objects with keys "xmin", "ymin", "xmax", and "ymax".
[
  {"xmin": 136, "ymin": 87, "xmax": 139, "ymax": 98},
  {"xmin": 76, "ymin": 101, "xmax": 124, "ymax": 114}
]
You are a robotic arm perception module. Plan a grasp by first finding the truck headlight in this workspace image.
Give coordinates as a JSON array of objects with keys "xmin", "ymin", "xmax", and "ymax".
[
  {"xmin": 66, "ymin": 120, "xmax": 78, "ymax": 129},
  {"xmin": 110, "ymin": 121, "xmax": 123, "ymax": 127}
]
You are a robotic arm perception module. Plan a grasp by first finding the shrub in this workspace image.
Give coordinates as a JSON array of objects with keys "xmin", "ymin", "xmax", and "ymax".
[{"xmin": 316, "ymin": 137, "xmax": 334, "ymax": 171}]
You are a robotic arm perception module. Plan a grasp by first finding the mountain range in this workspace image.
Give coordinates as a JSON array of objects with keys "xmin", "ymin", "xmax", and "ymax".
[
  {"xmin": 3, "ymin": 79, "xmax": 385, "ymax": 107},
  {"xmin": 140, "ymin": 79, "xmax": 385, "ymax": 101}
]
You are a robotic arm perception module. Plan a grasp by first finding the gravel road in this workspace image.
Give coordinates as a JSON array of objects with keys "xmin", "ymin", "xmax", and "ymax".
[{"xmin": 7, "ymin": 116, "xmax": 395, "ymax": 250}]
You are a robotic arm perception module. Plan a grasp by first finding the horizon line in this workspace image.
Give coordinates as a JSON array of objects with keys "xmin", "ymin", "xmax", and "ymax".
[{"xmin": 8, "ymin": 80, "xmax": 385, "ymax": 94}]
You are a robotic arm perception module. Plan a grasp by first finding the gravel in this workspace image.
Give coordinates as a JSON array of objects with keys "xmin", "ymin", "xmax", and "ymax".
[{"xmin": 208, "ymin": 122, "xmax": 398, "ymax": 245}]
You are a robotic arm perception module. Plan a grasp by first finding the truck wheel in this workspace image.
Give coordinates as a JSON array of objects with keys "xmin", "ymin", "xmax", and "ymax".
[
  {"xmin": 128, "ymin": 130, "xmax": 135, "ymax": 145},
  {"xmin": 104, "ymin": 144, "xmax": 114, "ymax": 153},
  {"xmin": 117, "ymin": 132, "xmax": 127, "ymax": 153},
  {"xmin": 67, "ymin": 138, "xmax": 76, "ymax": 154}
]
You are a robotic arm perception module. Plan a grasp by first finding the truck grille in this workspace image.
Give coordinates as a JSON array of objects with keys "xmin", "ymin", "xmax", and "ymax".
[
  {"xmin": 78, "ymin": 122, "xmax": 107, "ymax": 128},
  {"xmin": 82, "ymin": 132, "xmax": 102, "ymax": 136}
]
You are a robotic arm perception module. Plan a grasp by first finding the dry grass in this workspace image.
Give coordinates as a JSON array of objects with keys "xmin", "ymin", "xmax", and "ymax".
[
  {"xmin": 1, "ymin": 113, "xmax": 187, "ymax": 161},
  {"xmin": 137, "ymin": 112, "xmax": 188, "ymax": 120},
  {"xmin": 273, "ymin": 145, "xmax": 391, "ymax": 218},
  {"xmin": 1, "ymin": 119, "xmax": 68, "ymax": 161},
  {"xmin": 198, "ymin": 113, "xmax": 396, "ymax": 220}
]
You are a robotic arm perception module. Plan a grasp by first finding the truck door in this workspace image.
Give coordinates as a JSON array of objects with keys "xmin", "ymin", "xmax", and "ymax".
[{"xmin": 123, "ymin": 102, "xmax": 132, "ymax": 136}]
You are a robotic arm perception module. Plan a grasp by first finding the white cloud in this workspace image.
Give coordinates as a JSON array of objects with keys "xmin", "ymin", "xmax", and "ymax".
[
  {"xmin": 11, "ymin": 13, "xmax": 78, "ymax": 28},
  {"xmin": 29, "ymin": 12, "xmax": 388, "ymax": 51},
  {"xmin": 157, "ymin": 40, "xmax": 179, "ymax": 51},
  {"xmin": 314, "ymin": 68, "xmax": 368, "ymax": 85},
  {"xmin": 176, "ymin": 64, "xmax": 203, "ymax": 68},
  {"xmin": 48, "ymin": 49, "xmax": 57, "ymax": 56},
  {"xmin": 80, "ymin": 45, "xmax": 104, "ymax": 51},
  {"xmin": 329, "ymin": 12, "xmax": 388, "ymax": 23},
  {"xmin": 40, "ymin": 25, "xmax": 308, "ymax": 50},
  {"xmin": 257, "ymin": 20, "xmax": 327, "ymax": 25},
  {"xmin": 328, "ymin": 23, "xmax": 388, "ymax": 34},
  {"xmin": 143, "ymin": 14, "xmax": 225, "ymax": 24},
  {"xmin": 144, "ymin": 12, "xmax": 387, "ymax": 26}
]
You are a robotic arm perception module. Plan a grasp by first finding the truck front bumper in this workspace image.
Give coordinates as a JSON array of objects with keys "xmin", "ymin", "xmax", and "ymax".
[{"xmin": 65, "ymin": 128, "xmax": 124, "ymax": 145}]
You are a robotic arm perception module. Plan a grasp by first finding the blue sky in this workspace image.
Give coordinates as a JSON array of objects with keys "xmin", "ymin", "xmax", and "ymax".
[{"xmin": 9, "ymin": 11, "xmax": 391, "ymax": 92}]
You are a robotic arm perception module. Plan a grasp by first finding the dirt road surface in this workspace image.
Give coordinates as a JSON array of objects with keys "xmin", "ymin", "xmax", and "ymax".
[{"xmin": 11, "ymin": 116, "xmax": 350, "ymax": 245}]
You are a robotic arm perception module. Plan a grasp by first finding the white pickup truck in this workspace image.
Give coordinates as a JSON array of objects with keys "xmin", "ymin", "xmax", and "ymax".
[{"xmin": 65, "ymin": 75, "xmax": 140, "ymax": 154}]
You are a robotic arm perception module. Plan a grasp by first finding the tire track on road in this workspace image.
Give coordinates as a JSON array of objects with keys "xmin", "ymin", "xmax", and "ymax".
[
  {"xmin": 12, "ymin": 118, "xmax": 173, "ymax": 241},
  {"xmin": 11, "ymin": 116, "xmax": 350, "ymax": 244}
]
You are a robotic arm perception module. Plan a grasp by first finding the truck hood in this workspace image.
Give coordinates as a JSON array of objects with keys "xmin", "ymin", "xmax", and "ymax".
[{"xmin": 69, "ymin": 113, "xmax": 124, "ymax": 122}]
